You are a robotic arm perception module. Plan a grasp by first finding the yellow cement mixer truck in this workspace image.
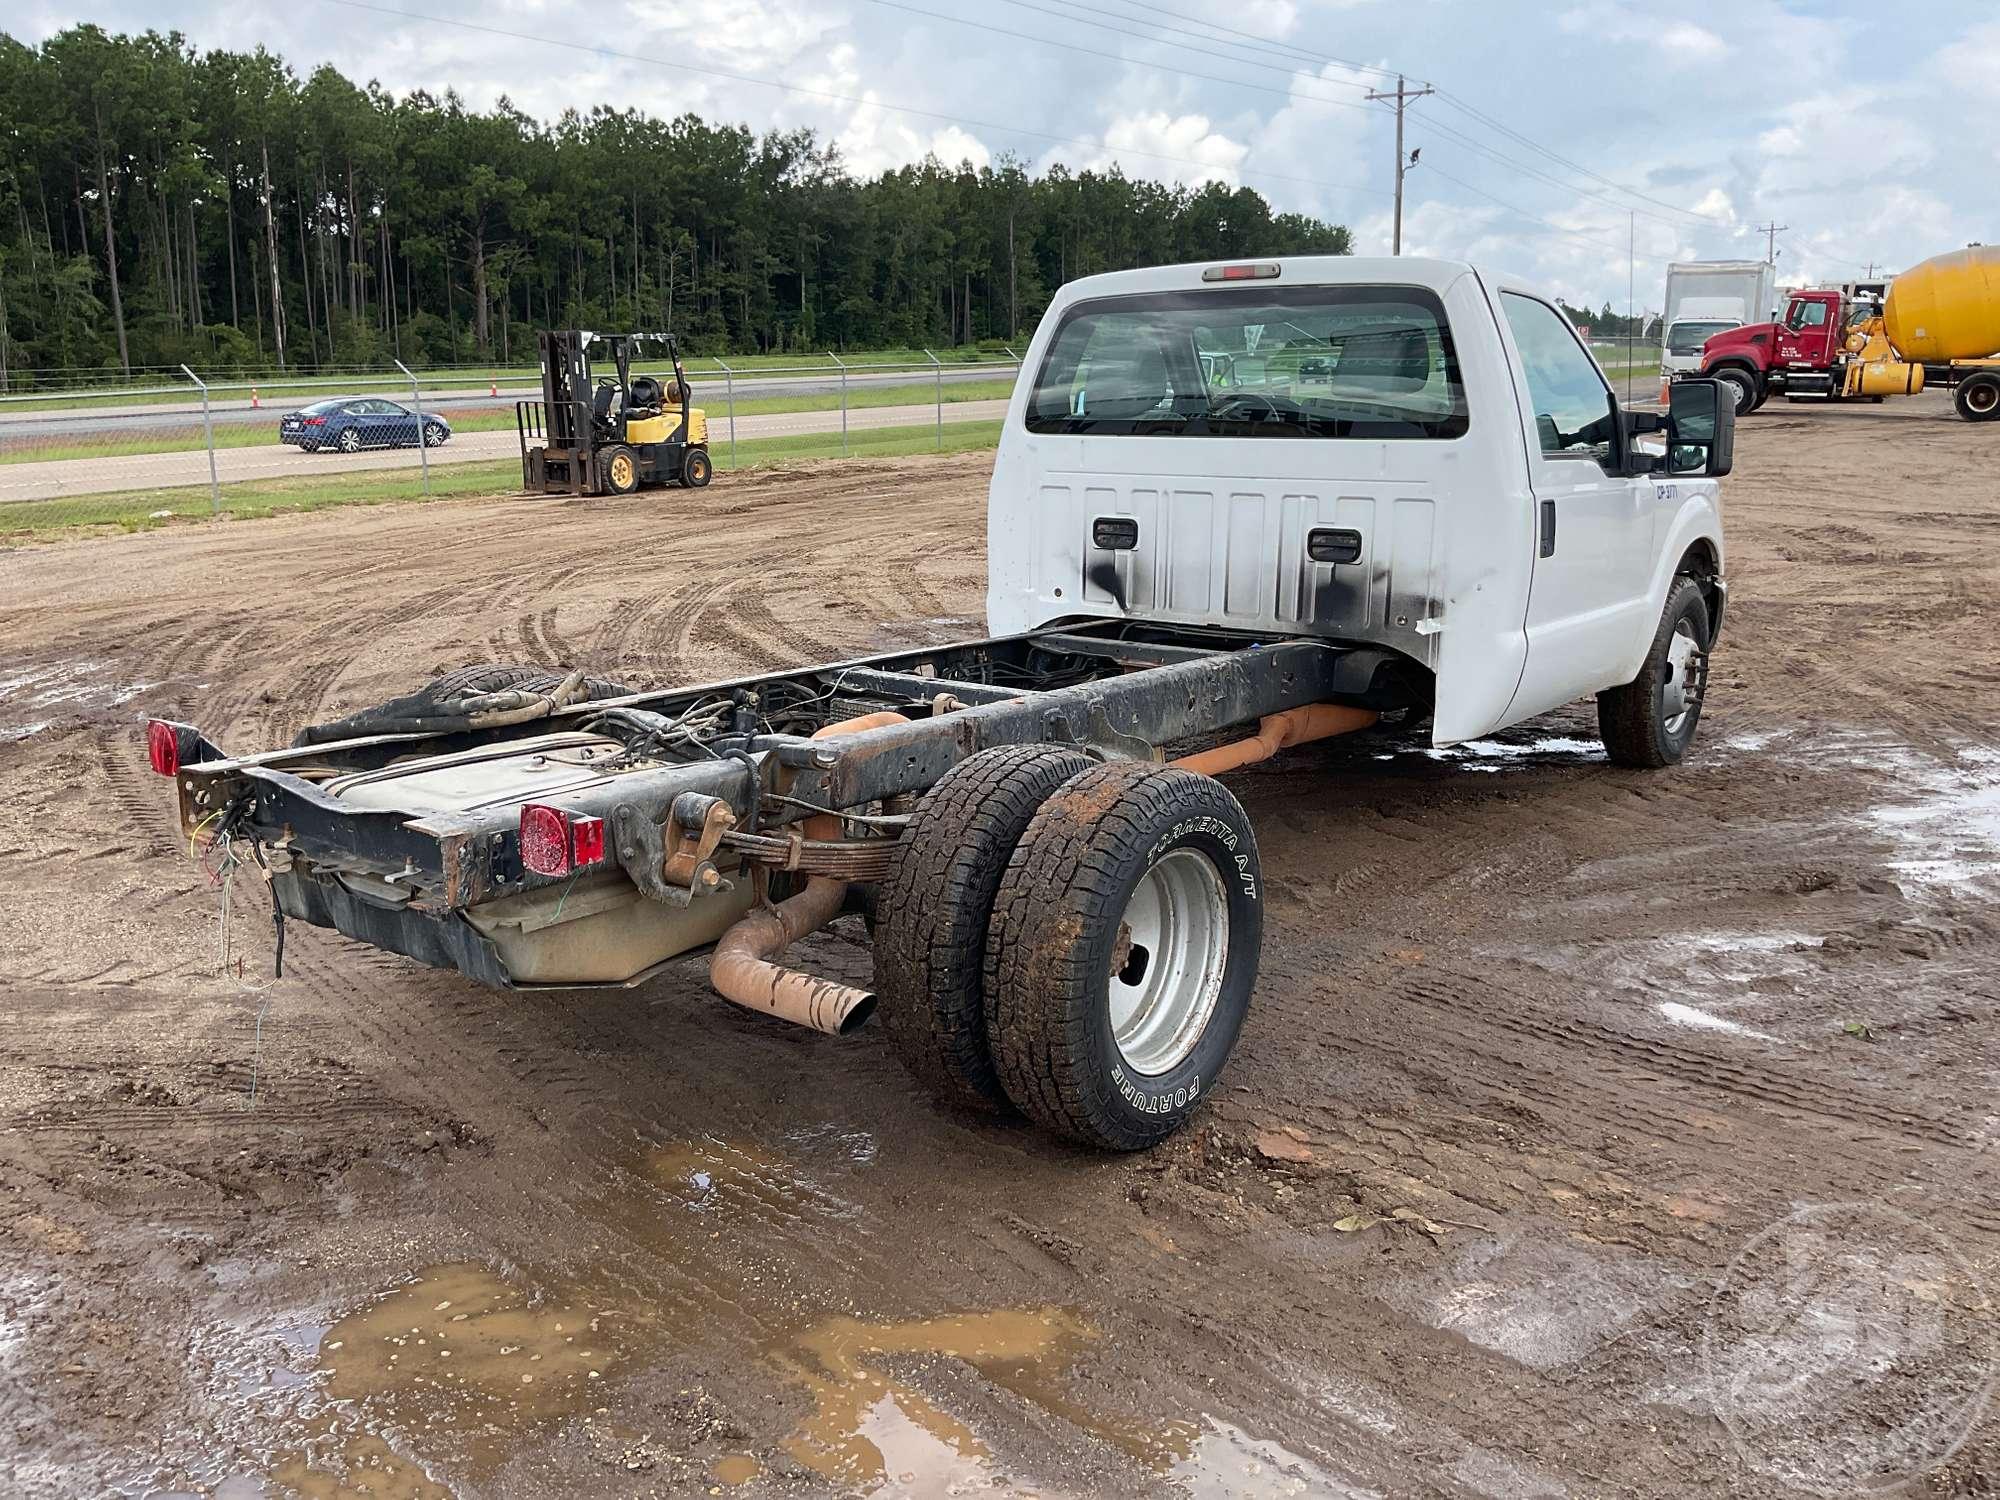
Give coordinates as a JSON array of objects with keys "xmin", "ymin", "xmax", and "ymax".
[{"xmin": 1697, "ymin": 246, "xmax": 2000, "ymax": 421}]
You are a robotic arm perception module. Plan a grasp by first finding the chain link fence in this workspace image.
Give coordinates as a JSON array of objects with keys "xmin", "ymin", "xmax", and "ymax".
[{"xmin": 0, "ymin": 353, "xmax": 1023, "ymax": 537}]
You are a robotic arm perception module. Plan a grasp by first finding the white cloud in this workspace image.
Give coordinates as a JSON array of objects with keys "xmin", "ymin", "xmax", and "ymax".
[
  {"xmin": 1043, "ymin": 112, "xmax": 1248, "ymax": 188},
  {"xmin": 1558, "ymin": 3, "xmax": 1726, "ymax": 64}
]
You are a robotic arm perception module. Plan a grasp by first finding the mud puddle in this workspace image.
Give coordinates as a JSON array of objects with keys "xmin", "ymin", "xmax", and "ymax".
[{"xmin": 213, "ymin": 1133, "xmax": 1367, "ymax": 1497}]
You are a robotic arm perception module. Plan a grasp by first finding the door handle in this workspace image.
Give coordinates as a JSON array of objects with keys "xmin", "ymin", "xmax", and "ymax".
[
  {"xmin": 1539, "ymin": 500, "xmax": 1557, "ymax": 558},
  {"xmin": 1092, "ymin": 517, "xmax": 1139, "ymax": 550},
  {"xmin": 1307, "ymin": 527, "xmax": 1363, "ymax": 564}
]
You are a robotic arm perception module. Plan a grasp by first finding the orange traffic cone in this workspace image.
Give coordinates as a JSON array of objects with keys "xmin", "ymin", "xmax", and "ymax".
[
  {"xmin": 490, "ymin": 378, "xmax": 498, "ymax": 397},
  {"xmin": 1657, "ymin": 376, "xmax": 1670, "ymax": 406},
  {"xmin": 250, "ymin": 387, "xmax": 260, "ymax": 409}
]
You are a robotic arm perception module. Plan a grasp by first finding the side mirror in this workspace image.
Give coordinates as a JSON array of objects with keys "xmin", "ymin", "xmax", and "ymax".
[{"xmin": 1666, "ymin": 379, "xmax": 1735, "ymax": 478}]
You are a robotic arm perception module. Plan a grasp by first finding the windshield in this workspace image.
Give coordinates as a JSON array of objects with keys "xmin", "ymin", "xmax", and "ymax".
[
  {"xmin": 1667, "ymin": 320, "xmax": 1739, "ymax": 356},
  {"xmin": 1026, "ymin": 285, "xmax": 1468, "ymax": 439}
]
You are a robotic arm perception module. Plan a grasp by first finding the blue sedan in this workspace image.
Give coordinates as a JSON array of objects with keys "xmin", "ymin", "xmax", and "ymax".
[{"xmin": 279, "ymin": 398, "xmax": 451, "ymax": 453}]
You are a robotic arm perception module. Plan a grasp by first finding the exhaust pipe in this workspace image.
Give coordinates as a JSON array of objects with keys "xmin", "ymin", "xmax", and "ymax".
[
  {"xmin": 707, "ymin": 710, "xmax": 906, "ymax": 1034},
  {"xmin": 709, "ymin": 875, "xmax": 877, "ymax": 1034},
  {"xmin": 1171, "ymin": 704, "xmax": 1377, "ymax": 776}
]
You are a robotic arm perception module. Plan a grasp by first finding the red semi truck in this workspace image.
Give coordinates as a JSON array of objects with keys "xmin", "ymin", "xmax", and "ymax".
[{"xmin": 1695, "ymin": 247, "xmax": 2000, "ymax": 421}]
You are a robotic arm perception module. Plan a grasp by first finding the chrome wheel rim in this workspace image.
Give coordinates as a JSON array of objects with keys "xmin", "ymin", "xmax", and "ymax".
[
  {"xmin": 338, "ymin": 430, "xmax": 359, "ymax": 451},
  {"xmin": 425, "ymin": 424, "xmax": 445, "ymax": 446},
  {"xmin": 1662, "ymin": 620, "xmax": 1705, "ymax": 735},
  {"xmin": 1108, "ymin": 850, "xmax": 1229, "ymax": 1076}
]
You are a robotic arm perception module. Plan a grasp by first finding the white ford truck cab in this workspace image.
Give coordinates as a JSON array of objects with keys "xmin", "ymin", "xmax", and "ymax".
[
  {"xmin": 154, "ymin": 257, "xmax": 1733, "ymax": 1156},
  {"xmin": 988, "ymin": 256, "xmax": 1730, "ymax": 755}
]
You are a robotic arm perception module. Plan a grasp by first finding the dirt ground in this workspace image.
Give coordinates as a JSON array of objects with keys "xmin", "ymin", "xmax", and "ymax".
[{"xmin": 3, "ymin": 393, "xmax": 1998, "ymax": 1499}]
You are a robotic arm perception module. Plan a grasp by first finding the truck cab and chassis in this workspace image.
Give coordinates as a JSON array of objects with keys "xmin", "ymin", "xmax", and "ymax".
[{"xmin": 154, "ymin": 258, "xmax": 1734, "ymax": 1151}]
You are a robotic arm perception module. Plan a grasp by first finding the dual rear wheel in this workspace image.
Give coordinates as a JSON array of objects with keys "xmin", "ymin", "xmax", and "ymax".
[{"xmin": 873, "ymin": 745, "xmax": 1262, "ymax": 1150}]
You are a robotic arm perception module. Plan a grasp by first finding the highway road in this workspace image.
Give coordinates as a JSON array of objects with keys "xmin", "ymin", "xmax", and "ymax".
[
  {"xmin": 0, "ymin": 398, "xmax": 1011, "ymax": 504},
  {"xmin": 0, "ymin": 365, "xmax": 1012, "ymax": 438}
]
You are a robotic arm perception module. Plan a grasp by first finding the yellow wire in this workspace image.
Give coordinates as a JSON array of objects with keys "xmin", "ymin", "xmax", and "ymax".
[{"xmin": 188, "ymin": 810, "xmax": 223, "ymax": 860}]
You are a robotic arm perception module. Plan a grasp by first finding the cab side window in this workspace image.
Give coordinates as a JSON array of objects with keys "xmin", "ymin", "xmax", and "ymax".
[
  {"xmin": 1786, "ymin": 300, "xmax": 1829, "ymax": 330},
  {"xmin": 1500, "ymin": 292, "xmax": 1614, "ymax": 469}
]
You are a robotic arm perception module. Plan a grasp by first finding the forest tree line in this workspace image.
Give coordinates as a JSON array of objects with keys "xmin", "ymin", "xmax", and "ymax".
[{"xmin": 0, "ymin": 25, "xmax": 1354, "ymax": 386}]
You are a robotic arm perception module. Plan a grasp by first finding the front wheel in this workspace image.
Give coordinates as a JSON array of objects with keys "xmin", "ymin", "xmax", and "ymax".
[
  {"xmin": 1714, "ymin": 368, "xmax": 1759, "ymax": 417},
  {"xmin": 985, "ymin": 762, "xmax": 1261, "ymax": 1150},
  {"xmin": 1955, "ymin": 374, "xmax": 2000, "ymax": 423},
  {"xmin": 1597, "ymin": 576, "xmax": 1712, "ymax": 768},
  {"xmin": 423, "ymin": 421, "xmax": 448, "ymax": 447},
  {"xmin": 600, "ymin": 445, "xmax": 640, "ymax": 496}
]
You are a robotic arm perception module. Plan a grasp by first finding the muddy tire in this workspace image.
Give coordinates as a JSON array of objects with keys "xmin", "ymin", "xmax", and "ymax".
[
  {"xmin": 873, "ymin": 744, "xmax": 1095, "ymax": 1112},
  {"xmin": 1597, "ymin": 576, "xmax": 1711, "ymax": 769},
  {"xmin": 683, "ymin": 447, "xmax": 714, "ymax": 487},
  {"xmin": 1955, "ymin": 374, "xmax": 2000, "ymax": 423},
  {"xmin": 985, "ymin": 762, "xmax": 1261, "ymax": 1151}
]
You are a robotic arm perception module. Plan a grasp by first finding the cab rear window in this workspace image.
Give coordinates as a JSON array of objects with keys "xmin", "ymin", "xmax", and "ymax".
[{"xmin": 1025, "ymin": 285, "xmax": 1468, "ymax": 439}]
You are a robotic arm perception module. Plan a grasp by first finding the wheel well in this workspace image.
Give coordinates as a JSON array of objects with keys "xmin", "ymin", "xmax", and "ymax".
[
  {"xmin": 1708, "ymin": 359, "xmax": 1758, "ymax": 380},
  {"xmin": 1676, "ymin": 542, "xmax": 1721, "ymax": 632}
]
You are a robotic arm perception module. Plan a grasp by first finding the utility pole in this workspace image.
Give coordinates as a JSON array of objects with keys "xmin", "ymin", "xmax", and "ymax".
[
  {"xmin": 1367, "ymin": 74, "xmax": 1435, "ymax": 255},
  {"xmin": 1756, "ymin": 221, "xmax": 1787, "ymax": 264}
]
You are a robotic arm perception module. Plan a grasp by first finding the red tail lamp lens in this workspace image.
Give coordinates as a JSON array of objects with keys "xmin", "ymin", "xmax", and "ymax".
[
  {"xmin": 518, "ymin": 805, "xmax": 607, "ymax": 877},
  {"xmin": 146, "ymin": 720, "xmax": 181, "ymax": 777},
  {"xmin": 1202, "ymin": 262, "xmax": 1281, "ymax": 282},
  {"xmin": 301, "ymin": 416, "xmax": 325, "ymax": 426}
]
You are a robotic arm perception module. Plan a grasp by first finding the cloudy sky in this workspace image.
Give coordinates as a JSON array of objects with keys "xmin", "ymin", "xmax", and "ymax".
[{"xmin": 7, "ymin": 0, "xmax": 1995, "ymax": 313}]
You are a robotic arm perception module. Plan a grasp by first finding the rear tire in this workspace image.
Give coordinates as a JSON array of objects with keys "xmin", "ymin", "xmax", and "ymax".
[
  {"xmin": 873, "ymin": 744, "xmax": 1095, "ymax": 1113},
  {"xmin": 1714, "ymin": 367, "xmax": 1759, "ymax": 417},
  {"xmin": 683, "ymin": 447, "xmax": 714, "ymax": 488},
  {"xmin": 985, "ymin": 762, "xmax": 1262, "ymax": 1151},
  {"xmin": 336, "ymin": 427, "xmax": 361, "ymax": 453},
  {"xmin": 1597, "ymin": 576, "xmax": 1712, "ymax": 769},
  {"xmin": 1955, "ymin": 374, "xmax": 2000, "ymax": 422}
]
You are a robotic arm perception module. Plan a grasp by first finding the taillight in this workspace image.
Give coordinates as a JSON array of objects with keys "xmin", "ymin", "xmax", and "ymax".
[
  {"xmin": 146, "ymin": 720, "xmax": 181, "ymax": 777},
  {"xmin": 301, "ymin": 416, "xmax": 325, "ymax": 426},
  {"xmin": 518, "ymin": 805, "xmax": 606, "ymax": 877}
]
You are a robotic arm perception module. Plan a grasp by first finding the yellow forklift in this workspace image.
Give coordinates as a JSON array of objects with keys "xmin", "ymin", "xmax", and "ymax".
[{"xmin": 517, "ymin": 331, "xmax": 713, "ymax": 496}]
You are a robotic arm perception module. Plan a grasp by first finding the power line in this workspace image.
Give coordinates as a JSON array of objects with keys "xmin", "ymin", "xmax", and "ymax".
[
  {"xmin": 315, "ymin": 0, "xmax": 1394, "ymax": 199},
  {"xmin": 986, "ymin": 0, "xmax": 1387, "ymax": 88},
  {"xmin": 1416, "ymin": 159, "xmax": 1676, "ymax": 267},
  {"xmin": 1063, "ymin": 0, "xmax": 1417, "ymax": 83},
  {"xmin": 1755, "ymin": 221, "xmax": 1787, "ymax": 262},
  {"xmin": 972, "ymin": 0, "xmax": 1734, "ymax": 237},
  {"xmin": 859, "ymin": 0, "xmax": 1385, "ymax": 117},
  {"xmin": 1428, "ymin": 89, "xmax": 1732, "ymax": 226}
]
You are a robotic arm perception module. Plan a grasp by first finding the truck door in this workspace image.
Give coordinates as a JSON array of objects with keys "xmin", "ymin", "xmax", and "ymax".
[
  {"xmin": 1775, "ymin": 293, "xmax": 1838, "ymax": 367},
  {"xmin": 1491, "ymin": 290, "xmax": 1658, "ymax": 720}
]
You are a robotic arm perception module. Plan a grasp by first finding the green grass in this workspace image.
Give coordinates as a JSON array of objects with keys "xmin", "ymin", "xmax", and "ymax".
[
  {"xmin": 0, "ymin": 377, "xmax": 1018, "ymax": 463},
  {"xmin": 0, "ymin": 419, "xmax": 1004, "ymax": 540}
]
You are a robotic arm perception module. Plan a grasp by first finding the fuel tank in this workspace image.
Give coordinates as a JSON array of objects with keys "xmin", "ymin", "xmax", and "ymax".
[{"xmin": 1885, "ymin": 247, "xmax": 2000, "ymax": 363}]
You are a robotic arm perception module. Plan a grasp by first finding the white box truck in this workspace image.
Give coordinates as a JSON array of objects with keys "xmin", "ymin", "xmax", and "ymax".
[{"xmin": 1661, "ymin": 260, "xmax": 1778, "ymax": 376}]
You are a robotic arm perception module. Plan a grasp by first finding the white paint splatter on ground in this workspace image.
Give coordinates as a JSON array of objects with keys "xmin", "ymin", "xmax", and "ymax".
[
  {"xmin": 1867, "ymin": 747, "xmax": 2000, "ymax": 895},
  {"xmin": 1377, "ymin": 735, "xmax": 1608, "ymax": 773},
  {"xmin": 1657, "ymin": 1002, "xmax": 1778, "ymax": 1041},
  {"xmin": 0, "ymin": 660, "xmax": 159, "ymax": 739}
]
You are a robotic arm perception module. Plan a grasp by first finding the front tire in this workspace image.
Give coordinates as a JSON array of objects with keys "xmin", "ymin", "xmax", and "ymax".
[
  {"xmin": 1714, "ymin": 367, "xmax": 1759, "ymax": 417},
  {"xmin": 423, "ymin": 421, "xmax": 448, "ymax": 447},
  {"xmin": 873, "ymin": 744, "xmax": 1094, "ymax": 1112},
  {"xmin": 601, "ymin": 445, "xmax": 640, "ymax": 495},
  {"xmin": 985, "ymin": 762, "xmax": 1262, "ymax": 1151},
  {"xmin": 1955, "ymin": 374, "xmax": 2000, "ymax": 423},
  {"xmin": 1597, "ymin": 576, "xmax": 1712, "ymax": 768}
]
